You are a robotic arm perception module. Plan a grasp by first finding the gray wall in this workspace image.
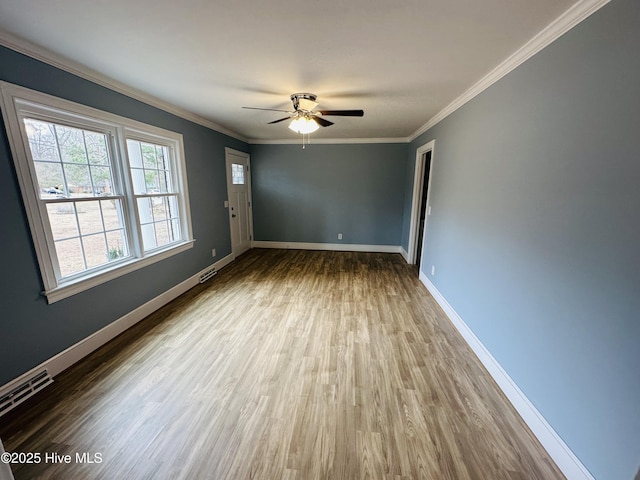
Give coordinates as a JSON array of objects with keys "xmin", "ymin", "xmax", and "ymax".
[
  {"xmin": 250, "ymin": 143, "xmax": 407, "ymax": 245},
  {"xmin": 0, "ymin": 46, "xmax": 247, "ymax": 386},
  {"xmin": 403, "ymin": 0, "xmax": 640, "ymax": 478}
]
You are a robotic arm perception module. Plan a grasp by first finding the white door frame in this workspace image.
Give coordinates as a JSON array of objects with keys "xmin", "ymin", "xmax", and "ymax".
[
  {"xmin": 224, "ymin": 147, "xmax": 253, "ymax": 257},
  {"xmin": 407, "ymin": 140, "xmax": 435, "ymax": 265}
]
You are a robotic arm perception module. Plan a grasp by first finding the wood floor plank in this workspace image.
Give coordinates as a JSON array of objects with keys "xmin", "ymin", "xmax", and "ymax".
[{"xmin": 0, "ymin": 249, "xmax": 565, "ymax": 479}]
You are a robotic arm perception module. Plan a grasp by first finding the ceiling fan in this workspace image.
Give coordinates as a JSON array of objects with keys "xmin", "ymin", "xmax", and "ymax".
[{"xmin": 242, "ymin": 93, "xmax": 364, "ymax": 134}]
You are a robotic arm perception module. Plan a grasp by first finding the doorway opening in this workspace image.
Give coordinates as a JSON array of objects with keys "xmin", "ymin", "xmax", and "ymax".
[
  {"xmin": 415, "ymin": 150, "xmax": 432, "ymax": 267},
  {"xmin": 407, "ymin": 140, "xmax": 435, "ymax": 269}
]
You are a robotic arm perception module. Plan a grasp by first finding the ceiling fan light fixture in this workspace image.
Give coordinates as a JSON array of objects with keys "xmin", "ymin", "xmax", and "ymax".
[{"xmin": 288, "ymin": 116, "xmax": 319, "ymax": 134}]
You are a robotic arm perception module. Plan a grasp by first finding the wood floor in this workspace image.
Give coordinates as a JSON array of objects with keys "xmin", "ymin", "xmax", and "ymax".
[{"xmin": 0, "ymin": 249, "xmax": 564, "ymax": 479}]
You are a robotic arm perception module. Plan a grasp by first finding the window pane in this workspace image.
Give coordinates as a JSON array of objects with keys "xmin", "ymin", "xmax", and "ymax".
[
  {"xmin": 131, "ymin": 168, "xmax": 146, "ymax": 194},
  {"xmin": 145, "ymin": 170, "xmax": 159, "ymax": 192},
  {"xmin": 90, "ymin": 166, "xmax": 114, "ymax": 195},
  {"xmin": 171, "ymin": 219, "xmax": 181, "ymax": 241},
  {"xmin": 106, "ymin": 230, "xmax": 127, "ymax": 260},
  {"xmin": 85, "ymin": 131, "xmax": 109, "ymax": 165},
  {"xmin": 77, "ymin": 201, "xmax": 103, "ymax": 235},
  {"xmin": 25, "ymin": 119, "xmax": 60, "ymax": 162},
  {"xmin": 167, "ymin": 196, "xmax": 179, "ymax": 220},
  {"xmin": 126, "ymin": 139, "xmax": 174, "ymax": 194},
  {"xmin": 83, "ymin": 233, "xmax": 108, "ymax": 269},
  {"xmin": 232, "ymin": 163, "xmax": 245, "ymax": 184},
  {"xmin": 127, "ymin": 139, "xmax": 143, "ymax": 168},
  {"xmin": 141, "ymin": 223, "xmax": 156, "ymax": 250},
  {"xmin": 153, "ymin": 197, "xmax": 168, "ymax": 221},
  {"xmin": 35, "ymin": 162, "xmax": 66, "ymax": 198},
  {"xmin": 141, "ymin": 143, "xmax": 157, "ymax": 168},
  {"xmin": 158, "ymin": 170, "xmax": 168, "ymax": 192},
  {"xmin": 55, "ymin": 237, "xmax": 85, "ymax": 277},
  {"xmin": 24, "ymin": 118, "xmax": 111, "ymax": 199},
  {"xmin": 135, "ymin": 193, "xmax": 180, "ymax": 252},
  {"xmin": 155, "ymin": 221, "xmax": 170, "ymax": 246},
  {"xmin": 156, "ymin": 145, "xmax": 168, "ymax": 169},
  {"xmin": 57, "ymin": 125, "xmax": 88, "ymax": 164},
  {"xmin": 47, "ymin": 203, "xmax": 79, "ymax": 240},
  {"xmin": 101, "ymin": 199, "xmax": 124, "ymax": 231},
  {"xmin": 47, "ymin": 199, "xmax": 128, "ymax": 278},
  {"xmin": 137, "ymin": 197, "xmax": 153, "ymax": 224},
  {"xmin": 64, "ymin": 164, "xmax": 92, "ymax": 195},
  {"xmin": 165, "ymin": 169, "xmax": 174, "ymax": 193}
]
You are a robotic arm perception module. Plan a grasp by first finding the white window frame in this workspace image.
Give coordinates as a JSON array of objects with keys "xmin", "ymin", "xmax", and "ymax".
[{"xmin": 0, "ymin": 81, "xmax": 194, "ymax": 303}]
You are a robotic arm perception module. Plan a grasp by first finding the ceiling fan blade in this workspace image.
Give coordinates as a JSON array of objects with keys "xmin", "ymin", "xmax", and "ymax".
[
  {"xmin": 242, "ymin": 106, "xmax": 292, "ymax": 113},
  {"xmin": 312, "ymin": 115, "xmax": 334, "ymax": 127},
  {"xmin": 317, "ymin": 109, "xmax": 364, "ymax": 117},
  {"xmin": 268, "ymin": 116, "xmax": 292, "ymax": 124}
]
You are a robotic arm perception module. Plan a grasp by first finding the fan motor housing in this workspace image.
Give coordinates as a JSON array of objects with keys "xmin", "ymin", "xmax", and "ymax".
[{"xmin": 291, "ymin": 93, "xmax": 317, "ymax": 111}]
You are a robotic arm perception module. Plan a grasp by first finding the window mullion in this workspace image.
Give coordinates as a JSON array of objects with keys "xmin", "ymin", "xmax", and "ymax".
[{"xmin": 114, "ymin": 128, "xmax": 144, "ymax": 259}]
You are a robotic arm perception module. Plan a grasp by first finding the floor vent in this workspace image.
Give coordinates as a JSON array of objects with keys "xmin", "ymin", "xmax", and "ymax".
[
  {"xmin": 199, "ymin": 268, "xmax": 217, "ymax": 283},
  {"xmin": 0, "ymin": 370, "xmax": 53, "ymax": 417}
]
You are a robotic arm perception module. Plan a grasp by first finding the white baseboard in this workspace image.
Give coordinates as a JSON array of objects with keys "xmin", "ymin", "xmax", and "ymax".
[
  {"xmin": 252, "ymin": 240, "xmax": 402, "ymax": 254},
  {"xmin": 400, "ymin": 246, "xmax": 410, "ymax": 263},
  {"xmin": 212, "ymin": 252, "xmax": 235, "ymax": 271},
  {"xmin": 418, "ymin": 271, "xmax": 594, "ymax": 480},
  {"xmin": 0, "ymin": 253, "xmax": 235, "ymax": 400}
]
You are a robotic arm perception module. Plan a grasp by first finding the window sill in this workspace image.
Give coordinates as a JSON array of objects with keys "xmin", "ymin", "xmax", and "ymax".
[{"xmin": 43, "ymin": 240, "xmax": 195, "ymax": 304}]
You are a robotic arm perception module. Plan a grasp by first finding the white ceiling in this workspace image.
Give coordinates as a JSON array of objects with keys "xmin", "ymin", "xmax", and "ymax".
[{"xmin": 0, "ymin": 0, "xmax": 581, "ymax": 142}]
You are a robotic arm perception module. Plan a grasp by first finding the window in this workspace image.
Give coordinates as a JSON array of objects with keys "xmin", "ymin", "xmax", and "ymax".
[
  {"xmin": 231, "ymin": 163, "xmax": 245, "ymax": 185},
  {"xmin": 0, "ymin": 82, "xmax": 194, "ymax": 303}
]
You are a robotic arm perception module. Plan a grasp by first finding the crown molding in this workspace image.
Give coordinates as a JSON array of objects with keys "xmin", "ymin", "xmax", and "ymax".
[
  {"xmin": 0, "ymin": 29, "xmax": 249, "ymax": 143},
  {"xmin": 1, "ymin": 0, "xmax": 610, "ymax": 147},
  {"xmin": 408, "ymin": 0, "xmax": 612, "ymax": 142},
  {"xmin": 249, "ymin": 136, "xmax": 409, "ymax": 145}
]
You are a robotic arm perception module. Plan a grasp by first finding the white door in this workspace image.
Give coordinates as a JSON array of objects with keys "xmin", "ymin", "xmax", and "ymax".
[{"xmin": 225, "ymin": 148, "xmax": 252, "ymax": 257}]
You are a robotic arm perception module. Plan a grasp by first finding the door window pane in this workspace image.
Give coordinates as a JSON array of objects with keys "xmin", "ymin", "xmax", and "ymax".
[{"xmin": 232, "ymin": 163, "xmax": 245, "ymax": 184}]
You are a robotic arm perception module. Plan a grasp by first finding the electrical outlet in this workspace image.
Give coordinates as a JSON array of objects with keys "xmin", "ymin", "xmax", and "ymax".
[
  {"xmin": 431, "ymin": 265, "xmax": 435, "ymax": 276},
  {"xmin": 212, "ymin": 248, "xmax": 216, "ymax": 257},
  {"xmin": 338, "ymin": 233, "xmax": 343, "ymax": 240}
]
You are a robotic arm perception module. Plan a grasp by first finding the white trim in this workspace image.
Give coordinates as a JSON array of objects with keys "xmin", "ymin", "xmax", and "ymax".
[
  {"xmin": 210, "ymin": 252, "xmax": 235, "ymax": 271},
  {"xmin": 408, "ymin": 0, "xmax": 612, "ymax": 141},
  {"xmin": 400, "ymin": 246, "xmax": 409, "ymax": 263},
  {"xmin": 0, "ymin": 81, "xmax": 196, "ymax": 303},
  {"xmin": 45, "ymin": 241, "xmax": 195, "ymax": 303},
  {"xmin": 1, "ymin": 1, "xmax": 609, "ymax": 147},
  {"xmin": 418, "ymin": 272, "xmax": 595, "ymax": 480},
  {"xmin": 0, "ymin": 253, "xmax": 235, "ymax": 400},
  {"xmin": 252, "ymin": 241, "xmax": 402, "ymax": 254},
  {"xmin": 248, "ymin": 137, "xmax": 409, "ymax": 145},
  {"xmin": 407, "ymin": 140, "xmax": 435, "ymax": 264},
  {"xmin": 0, "ymin": 30, "xmax": 248, "ymax": 143},
  {"xmin": 224, "ymin": 147, "xmax": 250, "ymax": 157},
  {"xmin": 224, "ymin": 148, "xmax": 253, "ymax": 256}
]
